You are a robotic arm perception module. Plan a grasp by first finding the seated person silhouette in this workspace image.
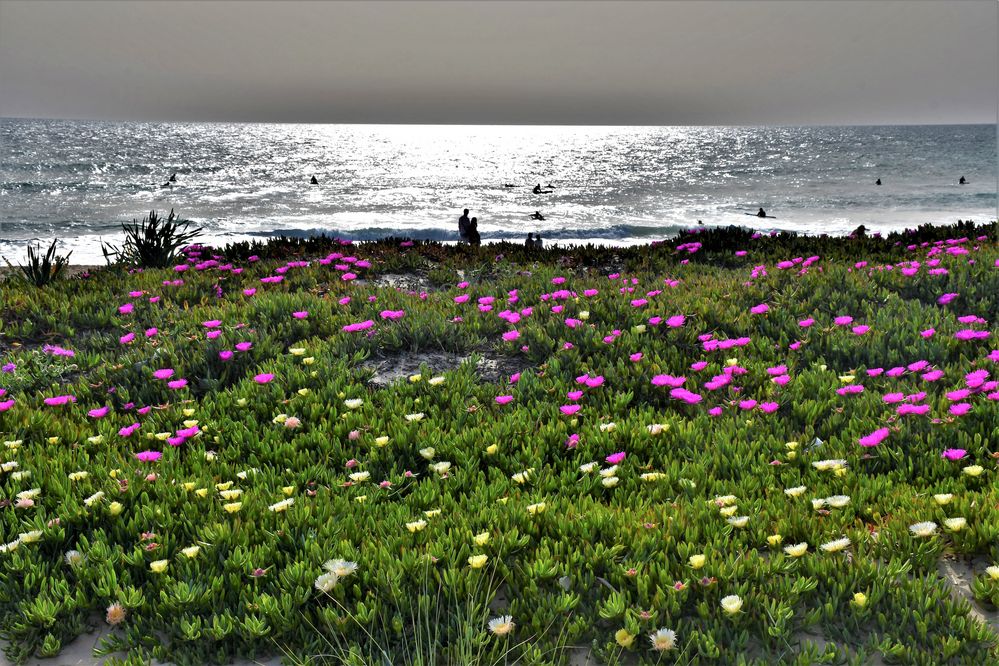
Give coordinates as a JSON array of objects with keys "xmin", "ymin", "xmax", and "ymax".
[{"xmin": 530, "ymin": 211, "xmax": 545, "ymax": 221}]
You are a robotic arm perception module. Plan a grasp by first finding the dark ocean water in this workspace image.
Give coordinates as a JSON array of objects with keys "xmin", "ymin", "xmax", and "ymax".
[{"xmin": 1, "ymin": 120, "xmax": 995, "ymax": 262}]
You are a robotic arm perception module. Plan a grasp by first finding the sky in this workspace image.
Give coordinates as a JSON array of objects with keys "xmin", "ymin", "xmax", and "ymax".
[{"xmin": 0, "ymin": 0, "xmax": 996, "ymax": 125}]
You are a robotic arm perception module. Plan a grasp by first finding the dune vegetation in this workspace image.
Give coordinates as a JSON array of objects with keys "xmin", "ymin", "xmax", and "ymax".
[{"xmin": 1, "ymin": 220, "xmax": 997, "ymax": 665}]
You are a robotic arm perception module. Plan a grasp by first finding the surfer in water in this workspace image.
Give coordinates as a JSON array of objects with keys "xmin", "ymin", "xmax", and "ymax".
[
  {"xmin": 530, "ymin": 211, "xmax": 545, "ymax": 221},
  {"xmin": 875, "ymin": 178, "xmax": 881, "ymax": 186},
  {"xmin": 310, "ymin": 176, "xmax": 319, "ymax": 185},
  {"xmin": 532, "ymin": 183, "xmax": 554, "ymax": 194},
  {"xmin": 168, "ymin": 173, "xmax": 177, "ymax": 183},
  {"xmin": 959, "ymin": 176, "xmax": 967, "ymax": 185},
  {"xmin": 756, "ymin": 207, "xmax": 767, "ymax": 218}
]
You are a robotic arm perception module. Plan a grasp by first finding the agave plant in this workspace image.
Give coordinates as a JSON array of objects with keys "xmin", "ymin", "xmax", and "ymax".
[
  {"xmin": 101, "ymin": 209, "xmax": 202, "ymax": 268},
  {"xmin": 3, "ymin": 239, "xmax": 72, "ymax": 287}
]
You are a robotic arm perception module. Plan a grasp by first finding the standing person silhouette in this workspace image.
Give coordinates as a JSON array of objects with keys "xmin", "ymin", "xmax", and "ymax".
[
  {"xmin": 525, "ymin": 232, "xmax": 535, "ymax": 246},
  {"xmin": 468, "ymin": 218, "xmax": 481, "ymax": 246},
  {"xmin": 458, "ymin": 209, "xmax": 471, "ymax": 242}
]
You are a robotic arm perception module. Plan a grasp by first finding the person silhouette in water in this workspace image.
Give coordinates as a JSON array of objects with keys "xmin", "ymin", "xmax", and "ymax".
[
  {"xmin": 530, "ymin": 211, "xmax": 545, "ymax": 221},
  {"xmin": 310, "ymin": 176, "xmax": 319, "ymax": 185},
  {"xmin": 875, "ymin": 178, "xmax": 881, "ymax": 186},
  {"xmin": 168, "ymin": 173, "xmax": 177, "ymax": 183},
  {"xmin": 959, "ymin": 176, "xmax": 967, "ymax": 185},
  {"xmin": 756, "ymin": 207, "xmax": 767, "ymax": 218}
]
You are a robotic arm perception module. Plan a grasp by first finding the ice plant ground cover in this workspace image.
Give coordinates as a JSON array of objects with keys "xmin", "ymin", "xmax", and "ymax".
[{"xmin": 1, "ymin": 222, "xmax": 998, "ymax": 665}]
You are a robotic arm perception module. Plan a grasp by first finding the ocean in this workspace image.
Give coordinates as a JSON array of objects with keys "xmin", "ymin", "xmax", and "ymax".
[{"xmin": 1, "ymin": 119, "xmax": 995, "ymax": 263}]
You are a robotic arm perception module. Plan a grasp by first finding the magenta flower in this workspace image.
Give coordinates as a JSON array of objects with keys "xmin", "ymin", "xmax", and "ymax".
[
  {"xmin": 758, "ymin": 402, "xmax": 779, "ymax": 413},
  {"xmin": 88, "ymin": 406, "xmax": 110, "ymax": 419},
  {"xmin": 509, "ymin": 372, "xmax": 521, "ymax": 383},
  {"xmin": 567, "ymin": 390, "xmax": 584, "ymax": 401},
  {"xmin": 135, "ymin": 450, "xmax": 162, "ymax": 463},
  {"xmin": 167, "ymin": 379, "xmax": 188, "ymax": 390},
  {"xmin": 254, "ymin": 373, "xmax": 274, "ymax": 384},
  {"xmin": 955, "ymin": 329, "xmax": 990, "ymax": 341},
  {"xmin": 738, "ymin": 399, "xmax": 757, "ymax": 410},
  {"xmin": 852, "ymin": 325, "xmax": 870, "ymax": 336},
  {"xmin": 495, "ymin": 395, "xmax": 514, "ymax": 405},
  {"xmin": 0, "ymin": 399, "xmax": 15, "ymax": 412},
  {"xmin": 630, "ymin": 353, "xmax": 643, "ymax": 362},
  {"xmin": 118, "ymin": 303, "xmax": 134, "ymax": 315},
  {"xmin": 380, "ymin": 310, "xmax": 406, "ymax": 320},
  {"xmin": 243, "ymin": 288, "xmax": 257, "ymax": 297},
  {"xmin": 858, "ymin": 427, "xmax": 890, "ymax": 448},
  {"xmin": 937, "ymin": 293, "xmax": 958, "ymax": 305},
  {"xmin": 834, "ymin": 316, "xmax": 853, "ymax": 326},
  {"xmin": 585, "ymin": 376, "xmax": 605, "ymax": 388},
  {"xmin": 750, "ymin": 303, "xmax": 770, "ymax": 315},
  {"xmin": 145, "ymin": 328, "xmax": 158, "ymax": 337},
  {"xmin": 605, "ymin": 451, "xmax": 626, "ymax": 465},
  {"xmin": 120, "ymin": 332, "xmax": 136, "ymax": 345},
  {"xmin": 941, "ymin": 448, "xmax": 967, "ymax": 461},
  {"xmin": 666, "ymin": 315, "xmax": 686, "ymax": 328},
  {"xmin": 119, "ymin": 423, "xmax": 141, "ymax": 437},
  {"xmin": 343, "ymin": 320, "xmax": 374, "ymax": 333},
  {"xmin": 670, "ymin": 388, "xmax": 702, "ymax": 403},
  {"xmin": 235, "ymin": 342, "xmax": 253, "ymax": 352},
  {"xmin": 949, "ymin": 403, "xmax": 972, "ymax": 416},
  {"xmin": 292, "ymin": 311, "xmax": 309, "ymax": 319},
  {"xmin": 203, "ymin": 320, "xmax": 222, "ymax": 328},
  {"xmin": 560, "ymin": 404, "xmax": 582, "ymax": 415},
  {"xmin": 219, "ymin": 350, "xmax": 234, "ymax": 361},
  {"xmin": 798, "ymin": 318, "xmax": 815, "ymax": 328},
  {"xmin": 44, "ymin": 395, "xmax": 76, "ymax": 406},
  {"xmin": 153, "ymin": 369, "xmax": 174, "ymax": 380},
  {"xmin": 565, "ymin": 433, "xmax": 580, "ymax": 449},
  {"xmin": 691, "ymin": 361, "xmax": 708, "ymax": 371},
  {"xmin": 502, "ymin": 330, "xmax": 520, "ymax": 341},
  {"xmin": 652, "ymin": 374, "xmax": 685, "ymax": 388}
]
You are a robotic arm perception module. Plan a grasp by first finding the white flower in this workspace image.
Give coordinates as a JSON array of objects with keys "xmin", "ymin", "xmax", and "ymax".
[
  {"xmin": 784, "ymin": 485, "xmax": 806, "ymax": 497},
  {"xmin": 64, "ymin": 550, "xmax": 84, "ymax": 567},
  {"xmin": 488, "ymin": 615, "xmax": 515, "ymax": 636},
  {"xmin": 17, "ymin": 488, "xmax": 40, "ymax": 500},
  {"xmin": 579, "ymin": 462, "xmax": 598, "ymax": 473},
  {"xmin": 599, "ymin": 465, "xmax": 618, "ymax": 478},
  {"xmin": 812, "ymin": 459, "xmax": 847, "ymax": 472},
  {"xmin": 713, "ymin": 494, "xmax": 737, "ymax": 506},
  {"xmin": 640, "ymin": 472, "xmax": 664, "ymax": 481},
  {"xmin": 406, "ymin": 520, "xmax": 427, "ymax": 533},
  {"xmin": 720, "ymin": 594, "xmax": 743, "ymax": 614},
  {"xmin": 599, "ymin": 422, "xmax": 616, "ymax": 432},
  {"xmin": 324, "ymin": 559, "xmax": 358, "ymax": 578},
  {"xmin": 430, "ymin": 461, "xmax": 452, "ymax": 476},
  {"xmin": 511, "ymin": 469, "xmax": 533, "ymax": 484},
  {"xmin": 825, "ymin": 495, "xmax": 851, "ymax": 508},
  {"xmin": 985, "ymin": 565, "xmax": 999, "ymax": 580},
  {"xmin": 181, "ymin": 545, "xmax": 201, "ymax": 558},
  {"xmin": 646, "ymin": 423, "xmax": 668, "ymax": 436},
  {"xmin": 526, "ymin": 502, "xmax": 546, "ymax": 515},
  {"xmin": 68, "ymin": 471, "xmax": 89, "ymax": 481},
  {"xmin": 419, "ymin": 447, "xmax": 436, "ymax": 460},
  {"xmin": 348, "ymin": 471, "xmax": 370, "ymax": 482},
  {"xmin": 18, "ymin": 530, "xmax": 43, "ymax": 544},
  {"xmin": 933, "ymin": 493, "xmax": 953, "ymax": 505},
  {"xmin": 84, "ymin": 491, "xmax": 105, "ymax": 507},
  {"xmin": 784, "ymin": 543, "xmax": 808, "ymax": 557},
  {"xmin": 428, "ymin": 376, "xmax": 446, "ymax": 386},
  {"xmin": 909, "ymin": 521, "xmax": 938, "ymax": 537},
  {"xmin": 726, "ymin": 516, "xmax": 749, "ymax": 528},
  {"xmin": 943, "ymin": 517, "xmax": 967, "ymax": 532},
  {"xmin": 719, "ymin": 505, "xmax": 738, "ymax": 517},
  {"xmin": 601, "ymin": 476, "xmax": 619, "ymax": 488},
  {"xmin": 648, "ymin": 627, "xmax": 677, "ymax": 651},
  {"xmin": 405, "ymin": 412, "xmax": 425, "ymax": 422},
  {"xmin": 344, "ymin": 399, "xmax": 364, "ymax": 409},
  {"xmin": 314, "ymin": 572, "xmax": 338, "ymax": 592},
  {"xmin": 269, "ymin": 498, "xmax": 294, "ymax": 512},
  {"xmin": 820, "ymin": 537, "xmax": 851, "ymax": 553}
]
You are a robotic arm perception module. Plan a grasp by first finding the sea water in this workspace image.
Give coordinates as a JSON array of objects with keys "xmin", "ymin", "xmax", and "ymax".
[{"xmin": 1, "ymin": 120, "xmax": 995, "ymax": 263}]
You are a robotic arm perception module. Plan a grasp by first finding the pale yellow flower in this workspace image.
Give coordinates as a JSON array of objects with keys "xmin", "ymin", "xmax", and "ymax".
[
  {"xmin": 149, "ymin": 559, "xmax": 169, "ymax": 573},
  {"xmin": 468, "ymin": 554, "xmax": 488, "ymax": 569}
]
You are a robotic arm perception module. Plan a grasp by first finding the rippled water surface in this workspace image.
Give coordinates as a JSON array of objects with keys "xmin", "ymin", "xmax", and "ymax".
[{"xmin": 1, "ymin": 120, "xmax": 995, "ymax": 262}]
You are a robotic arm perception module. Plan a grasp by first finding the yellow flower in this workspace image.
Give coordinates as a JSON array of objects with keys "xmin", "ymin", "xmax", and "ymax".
[
  {"xmin": 156, "ymin": 432, "xmax": 171, "ymax": 441},
  {"xmin": 468, "ymin": 554, "xmax": 488, "ymax": 569},
  {"xmin": 302, "ymin": 357, "xmax": 315, "ymax": 365},
  {"xmin": 223, "ymin": 502, "xmax": 242, "ymax": 514},
  {"xmin": 87, "ymin": 435, "xmax": 104, "ymax": 444},
  {"xmin": 720, "ymin": 594, "xmax": 743, "ymax": 614},
  {"xmin": 272, "ymin": 413, "xmax": 288, "ymax": 424},
  {"xmin": 424, "ymin": 509, "xmax": 441, "ymax": 518},
  {"xmin": 578, "ymin": 310, "xmax": 589, "ymax": 320},
  {"xmin": 985, "ymin": 565, "xmax": 999, "ymax": 580},
  {"xmin": 473, "ymin": 532, "xmax": 490, "ymax": 546},
  {"xmin": 409, "ymin": 374, "xmax": 423, "ymax": 383},
  {"xmin": 785, "ymin": 441, "xmax": 799, "ymax": 450},
  {"xmin": 195, "ymin": 488, "xmax": 208, "ymax": 498},
  {"xmin": 48, "ymin": 436, "xmax": 60, "ymax": 445},
  {"xmin": 420, "ymin": 447, "xmax": 436, "ymax": 460},
  {"xmin": 149, "ymin": 559, "xmax": 169, "ymax": 573},
  {"xmin": 289, "ymin": 347, "xmax": 306, "ymax": 356},
  {"xmin": 183, "ymin": 408, "xmax": 195, "ymax": 417},
  {"xmin": 216, "ymin": 481, "xmax": 232, "ymax": 491},
  {"xmin": 719, "ymin": 505, "xmax": 738, "ymax": 517},
  {"xmin": 406, "ymin": 520, "xmax": 427, "ymax": 533},
  {"xmin": 428, "ymin": 376, "xmax": 445, "ymax": 386},
  {"xmin": 219, "ymin": 489, "xmax": 242, "ymax": 500},
  {"xmin": 614, "ymin": 628, "xmax": 635, "ymax": 648},
  {"xmin": 181, "ymin": 545, "xmax": 200, "ymax": 558},
  {"xmin": 784, "ymin": 543, "xmax": 808, "ymax": 557},
  {"xmin": 933, "ymin": 493, "xmax": 953, "ymax": 505},
  {"xmin": 963, "ymin": 465, "xmax": 984, "ymax": 477},
  {"xmin": 726, "ymin": 516, "xmax": 749, "ymax": 528},
  {"xmin": 631, "ymin": 325, "xmax": 646, "ymax": 335},
  {"xmin": 374, "ymin": 436, "xmax": 390, "ymax": 447},
  {"xmin": 282, "ymin": 486, "xmax": 295, "ymax": 496},
  {"xmin": 297, "ymin": 388, "xmax": 311, "ymax": 396},
  {"xmin": 689, "ymin": 554, "xmax": 706, "ymax": 569},
  {"xmin": 944, "ymin": 517, "xmax": 967, "ymax": 532},
  {"xmin": 485, "ymin": 444, "xmax": 498, "ymax": 455},
  {"xmin": 108, "ymin": 501, "xmax": 123, "ymax": 516},
  {"xmin": 236, "ymin": 398, "xmax": 248, "ymax": 407},
  {"xmin": 839, "ymin": 374, "xmax": 855, "ymax": 383},
  {"xmin": 68, "ymin": 471, "xmax": 89, "ymax": 481},
  {"xmin": 726, "ymin": 357, "xmax": 739, "ymax": 367},
  {"xmin": 851, "ymin": 592, "xmax": 868, "ymax": 608},
  {"xmin": 526, "ymin": 502, "xmax": 546, "ymax": 515},
  {"xmin": 269, "ymin": 498, "xmax": 294, "ymax": 512},
  {"xmin": 767, "ymin": 534, "xmax": 783, "ymax": 546},
  {"xmin": 354, "ymin": 495, "xmax": 367, "ymax": 503},
  {"xmin": 784, "ymin": 485, "xmax": 806, "ymax": 497}
]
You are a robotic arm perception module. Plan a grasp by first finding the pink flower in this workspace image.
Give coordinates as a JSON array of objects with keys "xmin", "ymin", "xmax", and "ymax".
[
  {"xmin": 941, "ymin": 448, "xmax": 966, "ymax": 461},
  {"xmin": 135, "ymin": 450, "xmax": 162, "ymax": 462},
  {"xmin": 920, "ymin": 328, "xmax": 935, "ymax": 338},
  {"xmin": 118, "ymin": 303, "xmax": 134, "ymax": 315},
  {"xmin": 380, "ymin": 310, "xmax": 406, "ymax": 320},
  {"xmin": 153, "ymin": 369, "xmax": 174, "ymax": 380},
  {"xmin": 219, "ymin": 350, "xmax": 234, "ymax": 361},
  {"xmin": 949, "ymin": 403, "xmax": 972, "ymax": 416},
  {"xmin": 798, "ymin": 318, "xmax": 815, "ymax": 328},
  {"xmin": 44, "ymin": 395, "xmax": 76, "ymax": 406},
  {"xmin": 758, "ymin": 402, "xmax": 779, "ymax": 413},
  {"xmin": 708, "ymin": 406, "xmax": 723, "ymax": 417},
  {"xmin": 509, "ymin": 372, "xmax": 521, "ymax": 384},
  {"xmin": 652, "ymin": 374, "xmax": 685, "ymax": 388},
  {"xmin": 235, "ymin": 342, "xmax": 252, "ymax": 352},
  {"xmin": 858, "ymin": 427, "xmax": 890, "ymax": 448},
  {"xmin": 254, "ymin": 373, "xmax": 275, "ymax": 384},
  {"xmin": 502, "ymin": 330, "xmax": 520, "ymax": 341},
  {"xmin": 560, "ymin": 404, "xmax": 582, "ymax": 415},
  {"xmin": 738, "ymin": 399, "xmax": 757, "ymax": 410},
  {"xmin": 342, "ymin": 320, "xmax": 375, "ymax": 333},
  {"xmin": 243, "ymin": 288, "xmax": 257, "ymax": 297},
  {"xmin": 145, "ymin": 328, "xmax": 158, "ymax": 337},
  {"xmin": 955, "ymin": 329, "xmax": 990, "ymax": 341},
  {"xmin": 119, "ymin": 422, "xmax": 141, "ymax": 437},
  {"xmin": 691, "ymin": 361, "xmax": 708, "ymax": 371},
  {"xmin": 88, "ymin": 406, "xmax": 110, "ymax": 419},
  {"xmin": 206, "ymin": 330, "xmax": 222, "ymax": 340},
  {"xmin": 495, "ymin": 395, "xmax": 514, "ymax": 405},
  {"xmin": 629, "ymin": 352, "xmax": 643, "ymax": 362},
  {"xmin": 937, "ymin": 293, "xmax": 958, "ymax": 305},
  {"xmin": 567, "ymin": 390, "xmax": 584, "ymax": 401},
  {"xmin": 605, "ymin": 451, "xmax": 626, "ymax": 465},
  {"xmin": 167, "ymin": 379, "xmax": 188, "ymax": 390},
  {"xmin": 670, "ymin": 388, "xmax": 702, "ymax": 404},
  {"xmin": 0, "ymin": 399, "xmax": 15, "ymax": 412},
  {"xmin": 666, "ymin": 315, "xmax": 686, "ymax": 328},
  {"xmin": 120, "ymin": 332, "xmax": 136, "ymax": 345},
  {"xmin": 454, "ymin": 294, "xmax": 470, "ymax": 304},
  {"xmin": 834, "ymin": 316, "xmax": 853, "ymax": 326},
  {"xmin": 585, "ymin": 375, "xmax": 605, "ymax": 388},
  {"xmin": 565, "ymin": 433, "xmax": 580, "ymax": 449},
  {"xmin": 292, "ymin": 311, "xmax": 309, "ymax": 319},
  {"xmin": 203, "ymin": 320, "xmax": 222, "ymax": 328},
  {"xmin": 852, "ymin": 325, "xmax": 870, "ymax": 336},
  {"xmin": 750, "ymin": 304, "xmax": 770, "ymax": 315}
]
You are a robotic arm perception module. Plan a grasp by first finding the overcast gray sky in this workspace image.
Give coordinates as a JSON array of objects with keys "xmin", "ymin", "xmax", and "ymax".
[{"xmin": 0, "ymin": 0, "xmax": 995, "ymax": 125}]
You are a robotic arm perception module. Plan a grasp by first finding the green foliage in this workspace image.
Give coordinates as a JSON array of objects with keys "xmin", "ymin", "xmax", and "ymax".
[
  {"xmin": 3, "ymin": 240, "xmax": 72, "ymax": 288},
  {"xmin": 101, "ymin": 209, "xmax": 203, "ymax": 269}
]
